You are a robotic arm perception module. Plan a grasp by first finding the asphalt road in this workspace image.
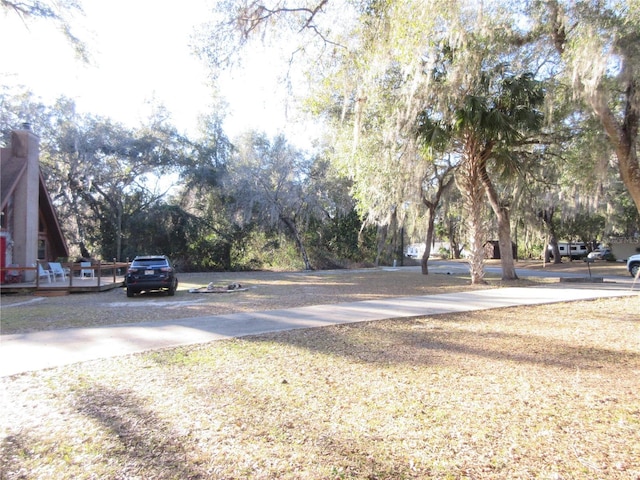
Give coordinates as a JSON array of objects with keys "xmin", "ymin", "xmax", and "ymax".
[{"xmin": 425, "ymin": 260, "xmax": 637, "ymax": 284}]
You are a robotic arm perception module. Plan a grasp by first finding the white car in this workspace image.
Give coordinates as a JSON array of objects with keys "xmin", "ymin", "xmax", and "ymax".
[
  {"xmin": 587, "ymin": 248, "xmax": 611, "ymax": 260},
  {"xmin": 627, "ymin": 254, "xmax": 640, "ymax": 278}
]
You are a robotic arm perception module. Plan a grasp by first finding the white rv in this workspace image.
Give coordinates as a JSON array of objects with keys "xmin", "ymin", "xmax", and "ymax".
[{"xmin": 548, "ymin": 242, "xmax": 588, "ymax": 259}]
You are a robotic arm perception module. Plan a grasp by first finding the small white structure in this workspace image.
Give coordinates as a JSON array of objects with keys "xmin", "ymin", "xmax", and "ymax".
[
  {"xmin": 405, "ymin": 243, "xmax": 425, "ymax": 259},
  {"xmin": 405, "ymin": 242, "xmax": 457, "ymax": 259}
]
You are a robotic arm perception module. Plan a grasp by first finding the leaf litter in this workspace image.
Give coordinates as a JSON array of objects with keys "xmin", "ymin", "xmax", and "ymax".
[{"xmin": 1, "ymin": 268, "xmax": 638, "ymax": 479}]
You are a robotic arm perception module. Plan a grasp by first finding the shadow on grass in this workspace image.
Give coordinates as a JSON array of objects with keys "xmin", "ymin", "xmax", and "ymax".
[
  {"xmin": 1, "ymin": 383, "xmax": 208, "ymax": 479},
  {"xmin": 1, "ymin": 430, "xmax": 40, "ymax": 479},
  {"xmin": 246, "ymin": 317, "xmax": 639, "ymax": 372},
  {"xmin": 74, "ymin": 383, "xmax": 206, "ymax": 479}
]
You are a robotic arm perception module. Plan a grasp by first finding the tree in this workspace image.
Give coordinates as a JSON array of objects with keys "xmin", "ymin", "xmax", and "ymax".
[
  {"xmin": 225, "ymin": 131, "xmax": 321, "ymax": 270},
  {"xmin": 418, "ymin": 63, "xmax": 545, "ymax": 282},
  {"xmin": 195, "ymin": 0, "xmax": 640, "ymax": 273},
  {"xmin": 415, "ymin": 152, "xmax": 455, "ymax": 274},
  {"xmin": 301, "ymin": 2, "xmax": 471, "ymax": 271},
  {"xmin": 559, "ymin": 212, "xmax": 605, "ymax": 249},
  {"xmin": 195, "ymin": 0, "xmax": 337, "ymax": 74},
  {"xmin": 46, "ymin": 108, "xmax": 185, "ymax": 260},
  {"xmin": 0, "ymin": 93, "xmax": 188, "ymax": 260},
  {"xmin": 532, "ymin": 1, "xmax": 640, "ymax": 217},
  {"xmin": 201, "ymin": 1, "xmax": 550, "ymax": 282},
  {"xmin": 437, "ymin": 187, "xmax": 466, "ymax": 259},
  {"xmin": 174, "ymin": 110, "xmax": 240, "ymax": 270}
]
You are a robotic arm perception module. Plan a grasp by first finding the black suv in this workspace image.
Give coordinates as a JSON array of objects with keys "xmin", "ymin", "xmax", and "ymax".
[{"xmin": 125, "ymin": 255, "xmax": 178, "ymax": 297}]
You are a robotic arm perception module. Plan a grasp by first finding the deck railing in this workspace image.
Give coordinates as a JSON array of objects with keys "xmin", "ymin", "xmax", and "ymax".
[{"xmin": 0, "ymin": 260, "xmax": 130, "ymax": 290}]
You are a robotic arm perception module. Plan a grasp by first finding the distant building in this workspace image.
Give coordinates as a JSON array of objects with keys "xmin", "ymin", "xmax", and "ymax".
[
  {"xmin": 484, "ymin": 240, "xmax": 517, "ymax": 260},
  {"xmin": 608, "ymin": 237, "xmax": 640, "ymax": 261},
  {"xmin": 1, "ymin": 125, "xmax": 68, "ymax": 282}
]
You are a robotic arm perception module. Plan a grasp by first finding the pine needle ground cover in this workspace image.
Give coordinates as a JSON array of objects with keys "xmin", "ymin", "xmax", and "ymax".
[{"xmin": 2, "ymin": 293, "xmax": 638, "ymax": 479}]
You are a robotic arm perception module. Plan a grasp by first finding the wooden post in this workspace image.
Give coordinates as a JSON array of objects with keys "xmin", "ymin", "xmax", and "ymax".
[{"xmin": 585, "ymin": 257, "xmax": 593, "ymax": 278}]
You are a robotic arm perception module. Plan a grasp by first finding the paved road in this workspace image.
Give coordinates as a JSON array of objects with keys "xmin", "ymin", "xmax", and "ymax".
[
  {"xmin": 427, "ymin": 260, "xmax": 635, "ymax": 282},
  {"xmin": 1, "ymin": 286, "xmax": 636, "ymax": 377}
]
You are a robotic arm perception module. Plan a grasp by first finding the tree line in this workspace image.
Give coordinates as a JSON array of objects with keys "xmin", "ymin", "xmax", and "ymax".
[
  {"xmin": 0, "ymin": 89, "xmax": 377, "ymax": 271},
  {"xmin": 196, "ymin": 0, "xmax": 639, "ymax": 282}
]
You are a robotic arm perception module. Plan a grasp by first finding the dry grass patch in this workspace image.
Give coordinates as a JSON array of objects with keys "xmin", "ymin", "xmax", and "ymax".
[{"xmin": 2, "ymin": 295, "xmax": 638, "ymax": 479}]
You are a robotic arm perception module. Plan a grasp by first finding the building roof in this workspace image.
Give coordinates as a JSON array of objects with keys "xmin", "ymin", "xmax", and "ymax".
[
  {"xmin": 1, "ymin": 145, "xmax": 69, "ymax": 258},
  {"xmin": 0, "ymin": 149, "xmax": 27, "ymax": 209},
  {"xmin": 39, "ymin": 172, "xmax": 69, "ymax": 257}
]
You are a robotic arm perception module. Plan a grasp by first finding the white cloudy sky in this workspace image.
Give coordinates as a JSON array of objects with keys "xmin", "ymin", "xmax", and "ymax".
[{"xmin": 0, "ymin": 0, "xmax": 306, "ymax": 140}]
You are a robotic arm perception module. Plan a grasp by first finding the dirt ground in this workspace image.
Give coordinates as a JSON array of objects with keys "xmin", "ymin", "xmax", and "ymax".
[
  {"xmin": 2, "ymin": 259, "xmax": 638, "ymax": 480},
  {"xmin": 0, "ymin": 259, "xmax": 634, "ymax": 335},
  {"xmin": 0, "ymin": 267, "xmax": 473, "ymax": 334},
  {"xmin": 513, "ymin": 258, "xmax": 630, "ymax": 275},
  {"xmin": 1, "ymin": 262, "xmax": 638, "ymax": 479}
]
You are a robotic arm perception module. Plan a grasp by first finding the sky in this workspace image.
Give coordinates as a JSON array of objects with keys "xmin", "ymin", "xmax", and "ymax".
[{"xmin": 0, "ymin": 0, "xmax": 309, "ymax": 142}]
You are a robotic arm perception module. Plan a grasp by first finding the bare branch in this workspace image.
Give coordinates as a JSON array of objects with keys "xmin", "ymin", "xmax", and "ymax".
[
  {"xmin": 1, "ymin": 0, "xmax": 88, "ymax": 62},
  {"xmin": 1, "ymin": 0, "xmax": 57, "ymax": 20}
]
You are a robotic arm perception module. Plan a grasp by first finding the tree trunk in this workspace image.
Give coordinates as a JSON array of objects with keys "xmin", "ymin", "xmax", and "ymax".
[
  {"xmin": 495, "ymin": 208, "xmax": 517, "ymax": 279},
  {"xmin": 116, "ymin": 200, "xmax": 123, "ymax": 262},
  {"xmin": 281, "ymin": 216, "xmax": 312, "ymax": 270},
  {"xmin": 450, "ymin": 220, "xmax": 462, "ymax": 259},
  {"xmin": 479, "ymin": 161, "xmax": 518, "ymax": 280},
  {"xmin": 540, "ymin": 208, "xmax": 562, "ymax": 264},
  {"xmin": 221, "ymin": 241, "xmax": 232, "ymax": 270},
  {"xmin": 420, "ymin": 172, "xmax": 453, "ymax": 275},
  {"xmin": 550, "ymin": 14, "xmax": 640, "ymax": 217},
  {"xmin": 590, "ymin": 90, "xmax": 640, "ymax": 216},
  {"xmin": 420, "ymin": 208, "xmax": 436, "ymax": 275},
  {"xmin": 457, "ymin": 155, "xmax": 487, "ymax": 285},
  {"xmin": 467, "ymin": 209, "xmax": 486, "ymax": 284},
  {"xmin": 298, "ymin": 241, "xmax": 312, "ymax": 271},
  {"xmin": 548, "ymin": 237, "xmax": 561, "ymax": 263},
  {"xmin": 375, "ymin": 224, "xmax": 388, "ymax": 266}
]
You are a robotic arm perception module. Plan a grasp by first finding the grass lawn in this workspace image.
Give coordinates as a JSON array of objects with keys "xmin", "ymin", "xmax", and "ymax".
[{"xmin": 1, "ymin": 290, "xmax": 638, "ymax": 479}]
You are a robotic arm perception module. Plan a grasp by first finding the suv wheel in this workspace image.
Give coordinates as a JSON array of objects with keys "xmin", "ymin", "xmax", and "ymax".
[
  {"xmin": 126, "ymin": 287, "xmax": 135, "ymax": 297},
  {"xmin": 630, "ymin": 262, "xmax": 640, "ymax": 278}
]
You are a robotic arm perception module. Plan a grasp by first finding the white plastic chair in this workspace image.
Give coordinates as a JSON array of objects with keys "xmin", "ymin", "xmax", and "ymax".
[
  {"xmin": 37, "ymin": 263, "xmax": 52, "ymax": 283},
  {"xmin": 80, "ymin": 261, "xmax": 95, "ymax": 278},
  {"xmin": 49, "ymin": 262, "xmax": 67, "ymax": 281}
]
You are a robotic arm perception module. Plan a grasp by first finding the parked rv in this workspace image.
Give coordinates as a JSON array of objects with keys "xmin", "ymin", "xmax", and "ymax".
[{"xmin": 548, "ymin": 242, "xmax": 588, "ymax": 259}]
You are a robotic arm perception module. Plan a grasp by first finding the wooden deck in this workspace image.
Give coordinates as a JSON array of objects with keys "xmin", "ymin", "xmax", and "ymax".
[
  {"xmin": 1, "ymin": 277, "xmax": 126, "ymax": 295},
  {"xmin": 1, "ymin": 263, "xmax": 128, "ymax": 295}
]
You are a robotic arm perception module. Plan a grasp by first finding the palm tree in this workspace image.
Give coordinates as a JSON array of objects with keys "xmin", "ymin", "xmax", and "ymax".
[{"xmin": 418, "ymin": 67, "xmax": 544, "ymax": 283}]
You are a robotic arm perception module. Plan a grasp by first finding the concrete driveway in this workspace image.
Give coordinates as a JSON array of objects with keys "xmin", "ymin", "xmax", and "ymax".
[{"xmin": 1, "ymin": 286, "xmax": 636, "ymax": 377}]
